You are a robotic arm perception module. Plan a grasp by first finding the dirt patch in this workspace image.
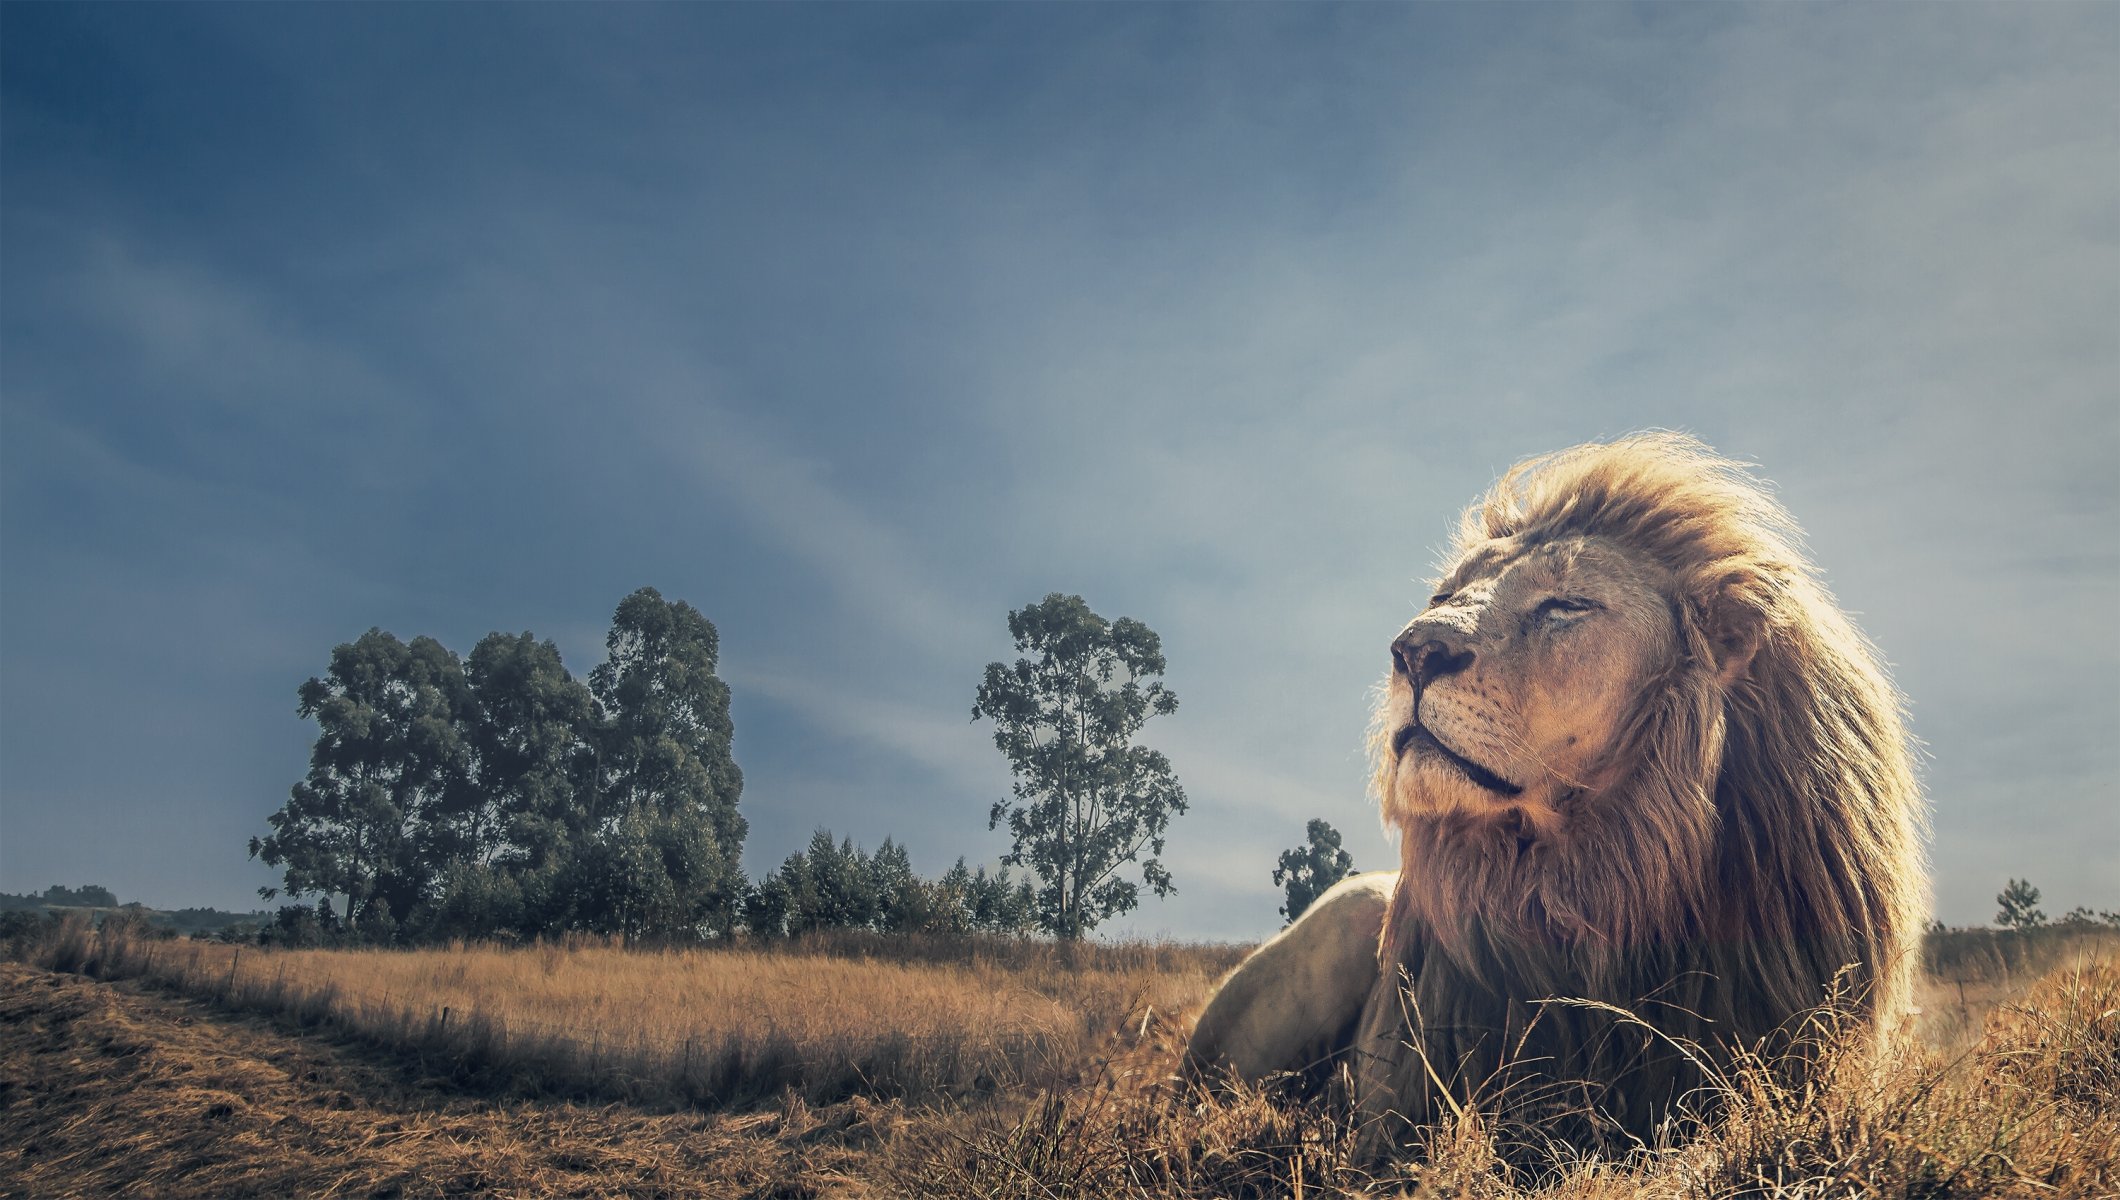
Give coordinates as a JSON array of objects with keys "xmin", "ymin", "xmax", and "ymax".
[{"xmin": 0, "ymin": 963, "xmax": 882, "ymax": 1199}]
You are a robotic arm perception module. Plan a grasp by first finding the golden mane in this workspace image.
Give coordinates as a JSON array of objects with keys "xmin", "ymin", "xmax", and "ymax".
[{"xmin": 1356, "ymin": 432, "xmax": 1929, "ymax": 1148}]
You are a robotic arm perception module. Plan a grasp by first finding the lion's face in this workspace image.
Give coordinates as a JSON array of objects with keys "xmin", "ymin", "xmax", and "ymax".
[{"xmin": 1376, "ymin": 536, "xmax": 1679, "ymax": 834}]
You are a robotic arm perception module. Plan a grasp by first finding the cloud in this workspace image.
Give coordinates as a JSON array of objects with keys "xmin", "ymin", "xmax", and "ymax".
[{"xmin": 726, "ymin": 661, "xmax": 1005, "ymax": 799}]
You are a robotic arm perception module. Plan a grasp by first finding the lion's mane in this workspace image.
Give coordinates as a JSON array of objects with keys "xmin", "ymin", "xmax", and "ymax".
[{"xmin": 1353, "ymin": 434, "xmax": 1929, "ymax": 1148}]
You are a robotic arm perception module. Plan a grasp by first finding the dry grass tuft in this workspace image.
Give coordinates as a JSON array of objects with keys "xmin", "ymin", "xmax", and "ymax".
[{"xmin": 880, "ymin": 1005, "xmax": 1363, "ymax": 1199}]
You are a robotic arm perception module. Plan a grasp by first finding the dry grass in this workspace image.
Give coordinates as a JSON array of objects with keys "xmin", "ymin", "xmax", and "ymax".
[
  {"xmin": 16, "ymin": 916, "xmax": 1242, "ymax": 1109},
  {"xmin": 882, "ymin": 947, "xmax": 2120, "ymax": 1198},
  {"xmin": 0, "ymin": 960, "xmax": 874, "ymax": 1199},
  {"xmin": 5, "ymin": 919, "xmax": 2117, "ymax": 1198}
]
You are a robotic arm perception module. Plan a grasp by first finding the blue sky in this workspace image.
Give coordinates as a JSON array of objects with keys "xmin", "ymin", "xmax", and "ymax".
[{"xmin": 2, "ymin": 3, "xmax": 2114, "ymax": 938}]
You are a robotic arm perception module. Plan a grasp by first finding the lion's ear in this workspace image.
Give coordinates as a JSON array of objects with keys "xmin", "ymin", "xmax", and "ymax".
[{"xmin": 1701, "ymin": 585, "xmax": 1766, "ymax": 687}]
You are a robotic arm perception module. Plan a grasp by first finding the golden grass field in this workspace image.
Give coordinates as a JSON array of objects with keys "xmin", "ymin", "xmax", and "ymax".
[
  {"xmin": 3, "ymin": 917, "xmax": 2116, "ymax": 1198},
  {"xmin": 16, "ymin": 921, "xmax": 1240, "ymax": 1111}
]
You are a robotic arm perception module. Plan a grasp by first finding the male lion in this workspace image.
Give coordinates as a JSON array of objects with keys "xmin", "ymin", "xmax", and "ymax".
[{"xmin": 1187, "ymin": 434, "xmax": 1927, "ymax": 1157}]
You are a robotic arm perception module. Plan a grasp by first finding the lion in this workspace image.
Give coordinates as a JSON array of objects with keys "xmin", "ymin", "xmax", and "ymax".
[{"xmin": 1186, "ymin": 433, "xmax": 1928, "ymax": 1157}]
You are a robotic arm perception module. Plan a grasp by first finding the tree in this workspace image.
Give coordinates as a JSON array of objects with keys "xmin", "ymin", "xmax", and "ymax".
[
  {"xmin": 972, "ymin": 593, "xmax": 1188, "ymax": 940},
  {"xmin": 925, "ymin": 859, "xmax": 978, "ymax": 936},
  {"xmin": 808, "ymin": 830, "xmax": 883, "ymax": 931},
  {"xmin": 555, "ymin": 805, "xmax": 737, "ymax": 943},
  {"xmin": 1274, "ymin": 819, "xmax": 1356, "ymax": 925},
  {"xmin": 744, "ymin": 869, "xmax": 798, "ymax": 938},
  {"xmin": 1996, "ymin": 878, "xmax": 2046, "ymax": 930},
  {"xmin": 252, "ymin": 629, "xmax": 476, "ymax": 939},
  {"xmin": 964, "ymin": 863, "xmax": 1035, "ymax": 934},
  {"xmin": 867, "ymin": 838, "xmax": 923, "ymax": 933},
  {"xmin": 745, "ymin": 836, "xmax": 1023, "ymax": 938},
  {"xmin": 41, "ymin": 884, "xmax": 118, "ymax": 908},
  {"xmin": 585, "ymin": 588, "xmax": 746, "ymax": 935},
  {"xmin": 464, "ymin": 631, "xmax": 598, "ymax": 871}
]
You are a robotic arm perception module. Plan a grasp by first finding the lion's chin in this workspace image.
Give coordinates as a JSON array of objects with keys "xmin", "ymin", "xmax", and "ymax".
[
  {"xmin": 1388, "ymin": 761, "xmax": 1567, "ymax": 840},
  {"xmin": 1396, "ymin": 725, "xmax": 1523, "ymax": 797},
  {"xmin": 1391, "ymin": 758, "xmax": 1514, "ymax": 817}
]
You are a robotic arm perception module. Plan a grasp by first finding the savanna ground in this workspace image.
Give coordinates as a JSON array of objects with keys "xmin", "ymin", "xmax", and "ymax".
[{"xmin": 2, "ymin": 918, "xmax": 2115, "ymax": 1199}]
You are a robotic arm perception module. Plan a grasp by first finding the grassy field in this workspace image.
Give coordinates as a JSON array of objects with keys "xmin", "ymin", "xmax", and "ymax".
[
  {"xmin": 14, "ymin": 916, "xmax": 1244, "ymax": 1110},
  {"xmin": 3, "ymin": 918, "xmax": 2116, "ymax": 1198}
]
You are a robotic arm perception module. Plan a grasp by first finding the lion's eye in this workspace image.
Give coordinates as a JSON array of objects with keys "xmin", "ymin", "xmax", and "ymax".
[
  {"xmin": 1535, "ymin": 596, "xmax": 1599, "ymax": 621},
  {"xmin": 1428, "ymin": 592, "xmax": 1455, "ymax": 608}
]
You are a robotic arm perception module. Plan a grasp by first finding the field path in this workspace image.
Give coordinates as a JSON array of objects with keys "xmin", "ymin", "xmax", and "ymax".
[{"xmin": 0, "ymin": 962, "xmax": 883, "ymax": 1199}]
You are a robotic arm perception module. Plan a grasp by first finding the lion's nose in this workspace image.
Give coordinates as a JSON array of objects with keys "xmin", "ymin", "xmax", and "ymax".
[{"xmin": 1391, "ymin": 635, "xmax": 1475, "ymax": 687}]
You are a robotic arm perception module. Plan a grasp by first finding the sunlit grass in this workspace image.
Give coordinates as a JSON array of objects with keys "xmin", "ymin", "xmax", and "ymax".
[
  {"xmin": 886, "ymin": 946, "xmax": 2120, "ymax": 1198},
  {"xmin": 22, "ymin": 917, "xmax": 1242, "ymax": 1108},
  {"xmin": 9, "ymin": 917, "xmax": 2116, "ymax": 1197}
]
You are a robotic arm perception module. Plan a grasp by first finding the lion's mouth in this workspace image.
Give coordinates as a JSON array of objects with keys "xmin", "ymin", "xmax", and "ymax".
[{"xmin": 1393, "ymin": 723, "xmax": 1524, "ymax": 797}]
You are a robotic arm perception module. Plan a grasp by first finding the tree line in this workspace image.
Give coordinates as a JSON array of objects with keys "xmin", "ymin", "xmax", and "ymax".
[
  {"xmin": 210, "ymin": 574, "xmax": 2120, "ymax": 952},
  {"xmin": 1990, "ymin": 878, "xmax": 2120, "ymax": 931},
  {"xmin": 0, "ymin": 884, "xmax": 120, "ymax": 911},
  {"xmin": 247, "ymin": 589, "xmax": 1189, "ymax": 947},
  {"xmin": 249, "ymin": 587, "xmax": 744, "ymax": 945},
  {"xmin": 743, "ymin": 830, "xmax": 1036, "ymax": 937}
]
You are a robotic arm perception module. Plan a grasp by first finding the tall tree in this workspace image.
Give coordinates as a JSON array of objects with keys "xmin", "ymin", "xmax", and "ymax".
[
  {"xmin": 1274, "ymin": 818, "xmax": 1357, "ymax": 925},
  {"xmin": 1996, "ymin": 878, "xmax": 2046, "ymax": 930},
  {"xmin": 583, "ymin": 587, "xmax": 747, "ymax": 936},
  {"xmin": 868, "ymin": 837, "xmax": 923, "ymax": 933},
  {"xmin": 464, "ymin": 631, "xmax": 597, "ymax": 871},
  {"xmin": 972, "ymin": 593, "xmax": 1187, "ymax": 940},
  {"xmin": 251, "ymin": 629, "xmax": 476, "ymax": 937},
  {"xmin": 803, "ymin": 829, "xmax": 879, "ymax": 932}
]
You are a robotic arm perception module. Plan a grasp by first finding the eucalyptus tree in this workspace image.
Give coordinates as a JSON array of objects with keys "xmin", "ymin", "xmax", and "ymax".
[
  {"xmin": 252, "ymin": 629, "xmax": 477, "ymax": 936},
  {"xmin": 972, "ymin": 593, "xmax": 1187, "ymax": 940},
  {"xmin": 465, "ymin": 631, "xmax": 598, "ymax": 866},
  {"xmin": 581, "ymin": 587, "xmax": 747, "ymax": 936}
]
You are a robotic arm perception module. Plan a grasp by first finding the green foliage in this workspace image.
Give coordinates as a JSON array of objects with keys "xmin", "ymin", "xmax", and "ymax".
[
  {"xmin": 159, "ymin": 907, "xmax": 269, "ymax": 935},
  {"xmin": 1273, "ymin": 818, "xmax": 1356, "ymax": 925},
  {"xmin": 585, "ymin": 587, "xmax": 748, "ymax": 937},
  {"xmin": 252, "ymin": 587, "xmax": 748, "ymax": 946},
  {"xmin": 420, "ymin": 862, "xmax": 529, "ymax": 942},
  {"xmin": 743, "ymin": 868, "xmax": 797, "ymax": 939},
  {"xmin": 259, "ymin": 898, "xmax": 343, "ymax": 948},
  {"xmin": 42, "ymin": 884, "xmax": 120, "ymax": 908},
  {"xmin": 2, "ymin": 886, "xmax": 120, "ymax": 912},
  {"xmin": 801, "ymin": 829, "xmax": 880, "ymax": 933},
  {"xmin": 962, "ymin": 862, "xmax": 1036, "ymax": 934},
  {"xmin": 1997, "ymin": 877, "xmax": 2047, "ymax": 930},
  {"xmin": 464, "ymin": 631, "xmax": 597, "ymax": 872},
  {"xmin": 554, "ymin": 806, "xmax": 739, "ymax": 942},
  {"xmin": 250, "ymin": 629, "xmax": 478, "ymax": 937},
  {"xmin": 248, "ymin": 585, "xmax": 1114, "ymax": 949},
  {"xmin": 743, "ymin": 835, "xmax": 1036, "ymax": 938},
  {"xmin": 868, "ymin": 838, "xmax": 919, "ymax": 932},
  {"xmin": 972, "ymin": 594, "xmax": 1188, "ymax": 940},
  {"xmin": 2055, "ymin": 906, "xmax": 2120, "ymax": 930}
]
